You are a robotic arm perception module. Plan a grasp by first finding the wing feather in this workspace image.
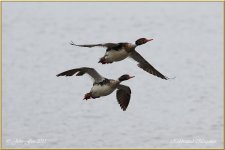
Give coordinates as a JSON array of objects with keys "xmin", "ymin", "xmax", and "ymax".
[
  {"xmin": 129, "ymin": 51, "xmax": 169, "ymax": 80},
  {"xmin": 70, "ymin": 41, "xmax": 118, "ymax": 49},
  {"xmin": 116, "ymin": 84, "xmax": 131, "ymax": 111},
  {"xmin": 56, "ymin": 67, "xmax": 105, "ymax": 83}
]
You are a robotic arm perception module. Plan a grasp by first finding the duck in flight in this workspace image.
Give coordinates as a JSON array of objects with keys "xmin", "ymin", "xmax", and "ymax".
[
  {"xmin": 57, "ymin": 67, "xmax": 134, "ymax": 111},
  {"xmin": 70, "ymin": 38, "xmax": 169, "ymax": 80}
]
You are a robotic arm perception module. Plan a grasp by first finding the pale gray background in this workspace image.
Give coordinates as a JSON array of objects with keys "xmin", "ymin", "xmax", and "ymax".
[{"xmin": 2, "ymin": 2, "xmax": 223, "ymax": 148}]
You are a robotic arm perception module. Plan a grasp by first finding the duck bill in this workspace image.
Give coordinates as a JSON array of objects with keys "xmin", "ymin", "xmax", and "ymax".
[
  {"xmin": 146, "ymin": 39, "xmax": 153, "ymax": 42},
  {"xmin": 129, "ymin": 76, "xmax": 135, "ymax": 79}
]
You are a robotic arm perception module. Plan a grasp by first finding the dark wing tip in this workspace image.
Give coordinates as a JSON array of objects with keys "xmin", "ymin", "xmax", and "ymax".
[
  {"xmin": 56, "ymin": 72, "xmax": 65, "ymax": 77},
  {"xmin": 56, "ymin": 72, "xmax": 71, "ymax": 77},
  {"xmin": 162, "ymin": 74, "xmax": 176, "ymax": 80},
  {"xmin": 56, "ymin": 69, "xmax": 80, "ymax": 77},
  {"xmin": 162, "ymin": 76, "xmax": 169, "ymax": 80},
  {"xmin": 69, "ymin": 41, "xmax": 77, "ymax": 46}
]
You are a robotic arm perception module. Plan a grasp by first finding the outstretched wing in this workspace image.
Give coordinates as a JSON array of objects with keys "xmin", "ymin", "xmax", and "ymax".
[
  {"xmin": 129, "ymin": 51, "xmax": 169, "ymax": 80},
  {"xmin": 56, "ymin": 67, "xmax": 105, "ymax": 83},
  {"xmin": 116, "ymin": 84, "xmax": 131, "ymax": 111},
  {"xmin": 70, "ymin": 41, "xmax": 118, "ymax": 49}
]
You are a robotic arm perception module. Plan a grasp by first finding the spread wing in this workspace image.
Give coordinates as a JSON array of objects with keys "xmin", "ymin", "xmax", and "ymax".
[
  {"xmin": 70, "ymin": 41, "xmax": 118, "ymax": 49},
  {"xmin": 56, "ymin": 67, "xmax": 105, "ymax": 83},
  {"xmin": 116, "ymin": 84, "xmax": 131, "ymax": 111},
  {"xmin": 129, "ymin": 51, "xmax": 169, "ymax": 80}
]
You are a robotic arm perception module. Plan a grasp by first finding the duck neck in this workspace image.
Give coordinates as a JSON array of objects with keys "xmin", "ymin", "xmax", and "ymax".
[
  {"xmin": 118, "ymin": 78, "xmax": 127, "ymax": 83},
  {"xmin": 135, "ymin": 43, "xmax": 141, "ymax": 47},
  {"xmin": 125, "ymin": 43, "xmax": 137, "ymax": 53}
]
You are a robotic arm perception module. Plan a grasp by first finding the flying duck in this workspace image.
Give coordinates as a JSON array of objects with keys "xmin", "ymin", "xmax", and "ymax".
[
  {"xmin": 70, "ymin": 38, "xmax": 169, "ymax": 80},
  {"xmin": 57, "ymin": 67, "xmax": 134, "ymax": 111}
]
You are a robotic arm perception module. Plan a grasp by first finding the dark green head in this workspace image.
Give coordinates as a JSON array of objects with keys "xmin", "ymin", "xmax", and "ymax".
[
  {"xmin": 135, "ymin": 38, "xmax": 153, "ymax": 46},
  {"xmin": 118, "ymin": 74, "xmax": 135, "ymax": 82}
]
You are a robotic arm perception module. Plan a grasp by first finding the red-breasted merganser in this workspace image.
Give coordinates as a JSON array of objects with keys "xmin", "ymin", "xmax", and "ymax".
[
  {"xmin": 57, "ymin": 67, "xmax": 134, "ymax": 111},
  {"xmin": 70, "ymin": 38, "xmax": 169, "ymax": 80}
]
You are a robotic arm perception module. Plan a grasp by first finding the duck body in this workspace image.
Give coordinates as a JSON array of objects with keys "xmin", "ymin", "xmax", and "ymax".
[
  {"xmin": 91, "ymin": 79, "xmax": 119, "ymax": 97},
  {"xmin": 101, "ymin": 43, "xmax": 135, "ymax": 63},
  {"xmin": 105, "ymin": 48, "xmax": 129, "ymax": 62},
  {"xmin": 57, "ymin": 67, "xmax": 134, "ymax": 111}
]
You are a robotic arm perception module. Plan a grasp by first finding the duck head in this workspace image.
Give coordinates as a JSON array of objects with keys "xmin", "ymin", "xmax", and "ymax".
[
  {"xmin": 135, "ymin": 38, "xmax": 153, "ymax": 46},
  {"xmin": 118, "ymin": 74, "xmax": 135, "ymax": 82}
]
